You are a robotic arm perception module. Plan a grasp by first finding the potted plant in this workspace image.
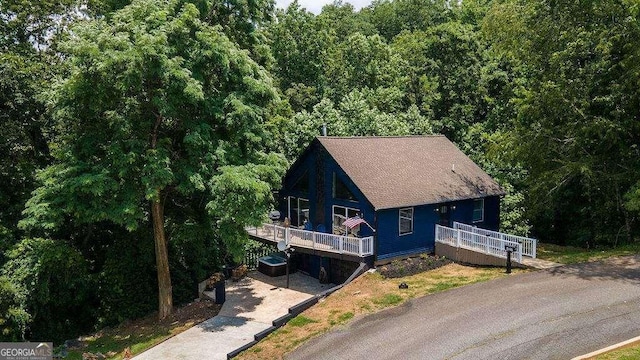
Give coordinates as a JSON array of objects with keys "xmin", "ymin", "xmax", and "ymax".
[{"xmin": 205, "ymin": 272, "xmax": 226, "ymax": 304}]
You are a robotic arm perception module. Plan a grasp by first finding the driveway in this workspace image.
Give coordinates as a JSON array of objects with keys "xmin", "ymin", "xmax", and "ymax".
[
  {"xmin": 288, "ymin": 255, "xmax": 640, "ymax": 360},
  {"xmin": 134, "ymin": 271, "xmax": 332, "ymax": 360}
]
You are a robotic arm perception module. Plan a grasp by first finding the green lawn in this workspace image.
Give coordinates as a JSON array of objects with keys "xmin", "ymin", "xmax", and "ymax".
[
  {"xmin": 536, "ymin": 242, "xmax": 640, "ymax": 264},
  {"xmin": 595, "ymin": 341, "xmax": 640, "ymax": 360}
]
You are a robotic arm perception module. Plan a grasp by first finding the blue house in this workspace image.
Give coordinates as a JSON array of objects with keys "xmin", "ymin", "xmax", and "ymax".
[{"xmin": 256, "ymin": 136, "xmax": 504, "ymax": 282}]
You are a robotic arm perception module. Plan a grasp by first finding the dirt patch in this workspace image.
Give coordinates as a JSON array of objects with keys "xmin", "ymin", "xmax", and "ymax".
[{"xmin": 378, "ymin": 254, "xmax": 452, "ymax": 278}]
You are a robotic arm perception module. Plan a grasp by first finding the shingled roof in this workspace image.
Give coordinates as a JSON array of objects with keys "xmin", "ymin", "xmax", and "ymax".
[{"xmin": 317, "ymin": 136, "xmax": 505, "ymax": 210}]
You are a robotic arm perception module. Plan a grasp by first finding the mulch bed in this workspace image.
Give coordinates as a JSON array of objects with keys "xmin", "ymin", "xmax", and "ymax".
[{"xmin": 378, "ymin": 254, "xmax": 452, "ymax": 278}]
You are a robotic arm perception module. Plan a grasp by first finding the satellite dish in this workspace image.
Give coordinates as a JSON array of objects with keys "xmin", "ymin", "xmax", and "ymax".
[{"xmin": 277, "ymin": 240, "xmax": 287, "ymax": 251}]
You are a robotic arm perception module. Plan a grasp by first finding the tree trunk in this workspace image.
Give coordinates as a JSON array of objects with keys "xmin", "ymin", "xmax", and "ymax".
[{"xmin": 151, "ymin": 198, "xmax": 173, "ymax": 319}]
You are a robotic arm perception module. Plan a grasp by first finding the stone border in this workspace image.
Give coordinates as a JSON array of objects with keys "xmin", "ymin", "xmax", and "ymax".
[{"xmin": 226, "ymin": 262, "xmax": 369, "ymax": 359}]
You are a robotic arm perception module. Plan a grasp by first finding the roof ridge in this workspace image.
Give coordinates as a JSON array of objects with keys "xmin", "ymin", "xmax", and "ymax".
[{"xmin": 318, "ymin": 135, "xmax": 446, "ymax": 139}]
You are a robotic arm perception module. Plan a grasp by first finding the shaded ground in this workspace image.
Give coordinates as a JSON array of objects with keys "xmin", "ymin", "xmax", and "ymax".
[
  {"xmin": 537, "ymin": 242, "xmax": 640, "ymax": 264},
  {"xmin": 66, "ymin": 301, "xmax": 221, "ymax": 360}
]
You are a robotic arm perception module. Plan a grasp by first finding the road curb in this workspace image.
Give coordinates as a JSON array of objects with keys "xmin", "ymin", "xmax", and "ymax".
[{"xmin": 572, "ymin": 335, "xmax": 640, "ymax": 359}]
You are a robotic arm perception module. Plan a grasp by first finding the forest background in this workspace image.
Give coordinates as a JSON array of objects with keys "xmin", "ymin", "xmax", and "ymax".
[{"xmin": 1, "ymin": 0, "xmax": 639, "ymax": 342}]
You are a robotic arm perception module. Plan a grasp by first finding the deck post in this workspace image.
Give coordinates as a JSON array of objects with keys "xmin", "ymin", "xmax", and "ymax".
[
  {"xmin": 456, "ymin": 228, "xmax": 461, "ymax": 247},
  {"xmin": 339, "ymin": 236, "xmax": 343, "ymax": 253},
  {"xmin": 485, "ymin": 236, "xmax": 489, "ymax": 254},
  {"xmin": 532, "ymin": 239, "xmax": 537, "ymax": 258}
]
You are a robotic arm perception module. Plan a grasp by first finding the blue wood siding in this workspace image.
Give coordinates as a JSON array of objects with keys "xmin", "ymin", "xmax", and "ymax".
[
  {"xmin": 449, "ymin": 196, "xmax": 500, "ymax": 231},
  {"xmin": 376, "ymin": 204, "xmax": 440, "ymax": 259},
  {"xmin": 279, "ymin": 144, "xmax": 375, "ymax": 237},
  {"xmin": 376, "ymin": 196, "xmax": 501, "ymax": 259}
]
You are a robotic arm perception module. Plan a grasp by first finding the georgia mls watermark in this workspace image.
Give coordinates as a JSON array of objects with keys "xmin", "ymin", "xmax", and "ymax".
[{"xmin": 0, "ymin": 343, "xmax": 53, "ymax": 360}]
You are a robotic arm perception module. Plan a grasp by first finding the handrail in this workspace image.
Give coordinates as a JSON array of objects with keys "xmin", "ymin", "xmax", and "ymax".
[
  {"xmin": 247, "ymin": 223, "xmax": 374, "ymax": 257},
  {"xmin": 436, "ymin": 224, "xmax": 523, "ymax": 263},
  {"xmin": 453, "ymin": 222, "xmax": 537, "ymax": 258}
]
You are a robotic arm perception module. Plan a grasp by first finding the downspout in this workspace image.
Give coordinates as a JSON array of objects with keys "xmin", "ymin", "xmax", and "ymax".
[{"xmin": 373, "ymin": 210, "xmax": 378, "ymax": 264}]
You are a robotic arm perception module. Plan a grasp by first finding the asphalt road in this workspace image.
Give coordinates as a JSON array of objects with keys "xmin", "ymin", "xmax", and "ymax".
[{"xmin": 288, "ymin": 255, "xmax": 640, "ymax": 360}]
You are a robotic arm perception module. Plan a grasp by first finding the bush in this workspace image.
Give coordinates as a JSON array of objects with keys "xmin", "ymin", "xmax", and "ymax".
[
  {"xmin": 0, "ymin": 276, "xmax": 31, "ymax": 341},
  {"xmin": 99, "ymin": 232, "xmax": 157, "ymax": 326},
  {"xmin": 1, "ymin": 238, "xmax": 97, "ymax": 342},
  {"xmin": 378, "ymin": 254, "xmax": 451, "ymax": 278}
]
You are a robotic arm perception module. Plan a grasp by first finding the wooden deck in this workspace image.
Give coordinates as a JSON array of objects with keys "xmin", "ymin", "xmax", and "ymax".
[{"xmin": 246, "ymin": 223, "xmax": 374, "ymax": 258}]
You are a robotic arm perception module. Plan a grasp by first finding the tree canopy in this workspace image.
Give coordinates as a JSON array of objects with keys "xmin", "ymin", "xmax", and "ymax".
[{"xmin": 1, "ymin": 0, "xmax": 639, "ymax": 342}]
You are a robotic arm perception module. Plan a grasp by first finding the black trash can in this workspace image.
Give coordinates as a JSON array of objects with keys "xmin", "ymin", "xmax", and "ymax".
[{"xmin": 214, "ymin": 281, "xmax": 226, "ymax": 304}]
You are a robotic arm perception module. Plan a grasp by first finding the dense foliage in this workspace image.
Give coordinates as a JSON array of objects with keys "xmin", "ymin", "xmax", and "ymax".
[{"xmin": 1, "ymin": 0, "xmax": 638, "ymax": 342}]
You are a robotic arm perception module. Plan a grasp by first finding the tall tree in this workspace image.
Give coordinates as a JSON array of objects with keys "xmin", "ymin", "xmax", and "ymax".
[
  {"xmin": 362, "ymin": 0, "xmax": 453, "ymax": 41},
  {"xmin": 324, "ymin": 33, "xmax": 407, "ymax": 102},
  {"xmin": 268, "ymin": 2, "xmax": 331, "ymax": 103},
  {"xmin": 0, "ymin": 0, "xmax": 81, "ymax": 253},
  {"xmin": 485, "ymin": 0, "xmax": 640, "ymax": 245},
  {"xmin": 20, "ymin": 0, "xmax": 285, "ymax": 319},
  {"xmin": 392, "ymin": 22, "xmax": 487, "ymax": 143}
]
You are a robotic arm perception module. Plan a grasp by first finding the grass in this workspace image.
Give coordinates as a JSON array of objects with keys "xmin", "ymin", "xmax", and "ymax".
[
  {"xmin": 65, "ymin": 301, "xmax": 220, "ymax": 360},
  {"xmin": 288, "ymin": 315, "xmax": 318, "ymax": 327},
  {"xmin": 594, "ymin": 341, "xmax": 640, "ymax": 360},
  {"xmin": 537, "ymin": 242, "xmax": 640, "ymax": 264},
  {"xmin": 372, "ymin": 293, "xmax": 403, "ymax": 307},
  {"xmin": 236, "ymin": 263, "xmax": 524, "ymax": 360}
]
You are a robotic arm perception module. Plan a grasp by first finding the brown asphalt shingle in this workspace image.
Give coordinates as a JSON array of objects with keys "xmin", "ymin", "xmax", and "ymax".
[{"xmin": 317, "ymin": 136, "xmax": 505, "ymax": 210}]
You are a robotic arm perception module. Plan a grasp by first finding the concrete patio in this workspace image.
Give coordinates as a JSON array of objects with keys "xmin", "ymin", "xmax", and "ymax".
[{"xmin": 133, "ymin": 271, "xmax": 333, "ymax": 360}]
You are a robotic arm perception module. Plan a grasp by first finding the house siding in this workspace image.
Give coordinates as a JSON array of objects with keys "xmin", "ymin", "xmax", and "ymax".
[
  {"xmin": 375, "ymin": 196, "xmax": 501, "ymax": 260},
  {"xmin": 376, "ymin": 204, "xmax": 440, "ymax": 259},
  {"xmin": 448, "ymin": 196, "xmax": 501, "ymax": 231}
]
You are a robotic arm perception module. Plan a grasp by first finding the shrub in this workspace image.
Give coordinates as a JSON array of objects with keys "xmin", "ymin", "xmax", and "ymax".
[{"xmin": 1, "ymin": 238, "xmax": 97, "ymax": 342}]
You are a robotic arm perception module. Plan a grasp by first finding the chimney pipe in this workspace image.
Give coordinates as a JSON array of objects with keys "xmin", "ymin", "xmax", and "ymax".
[{"xmin": 322, "ymin": 123, "xmax": 327, "ymax": 136}]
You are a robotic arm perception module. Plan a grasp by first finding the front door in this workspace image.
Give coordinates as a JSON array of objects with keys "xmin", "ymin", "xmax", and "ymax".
[{"xmin": 438, "ymin": 204, "xmax": 451, "ymax": 226}]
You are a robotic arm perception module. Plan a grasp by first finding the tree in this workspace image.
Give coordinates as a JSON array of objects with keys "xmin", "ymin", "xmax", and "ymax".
[
  {"xmin": 0, "ymin": 0, "xmax": 78, "ymax": 254},
  {"xmin": 268, "ymin": 2, "xmax": 331, "ymax": 102},
  {"xmin": 21, "ymin": 0, "xmax": 285, "ymax": 319},
  {"xmin": 485, "ymin": 0, "xmax": 640, "ymax": 245},
  {"xmin": 392, "ymin": 22, "xmax": 487, "ymax": 143},
  {"xmin": 276, "ymin": 89, "xmax": 433, "ymax": 160},
  {"xmin": 362, "ymin": 0, "xmax": 453, "ymax": 41},
  {"xmin": 324, "ymin": 33, "xmax": 407, "ymax": 102},
  {"xmin": 1, "ymin": 238, "xmax": 95, "ymax": 341}
]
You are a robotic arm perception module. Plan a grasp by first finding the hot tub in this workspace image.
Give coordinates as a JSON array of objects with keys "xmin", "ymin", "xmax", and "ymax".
[{"xmin": 258, "ymin": 255, "xmax": 287, "ymax": 277}]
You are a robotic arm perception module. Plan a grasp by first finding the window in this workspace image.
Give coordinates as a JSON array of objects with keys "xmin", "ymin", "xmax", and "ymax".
[
  {"xmin": 332, "ymin": 205, "xmax": 360, "ymax": 236},
  {"xmin": 473, "ymin": 199, "xmax": 484, "ymax": 222},
  {"xmin": 333, "ymin": 173, "xmax": 357, "ymax": 201},
  {"xmin": 399, "ymin": 208, "xmax": 413, "ymax": 236},
  {"xmin": 288, "ymin": 197, "xmax": 309, "ymax": 227},
  {"xmin": 292, "ymin": 171, "xmax": 309, "ymax": 194}
]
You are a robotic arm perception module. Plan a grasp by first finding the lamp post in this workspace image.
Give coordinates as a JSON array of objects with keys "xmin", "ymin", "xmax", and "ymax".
[
  {"xmin": 284, "ymin": 247, "xmax": 294, "ymax": 288},
  {"xmin": 282, "ymin": 217, "xmax": 293, "ymax": 288},
  {"xmin": 505, "ymin": 244, "xmax": 517, "ymax": 274}
]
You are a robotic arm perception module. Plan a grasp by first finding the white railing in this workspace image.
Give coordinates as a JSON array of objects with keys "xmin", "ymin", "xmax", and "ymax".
[
  {"xmin": 246, "ymin": 223, "xmax": 374, "ymax": 257},
  {"xmin": 453, "ymin": 222, "xmax": 537, "ymax": 258},
  {"xmin": 436, "ymin": 224, "xmax": 522, "ymax": 263}
]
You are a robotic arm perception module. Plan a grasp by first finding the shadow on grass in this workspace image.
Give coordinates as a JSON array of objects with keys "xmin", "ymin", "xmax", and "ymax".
[{"xmin": 547, "ymin": 255, "xmax": 640, "ymax": 284}]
